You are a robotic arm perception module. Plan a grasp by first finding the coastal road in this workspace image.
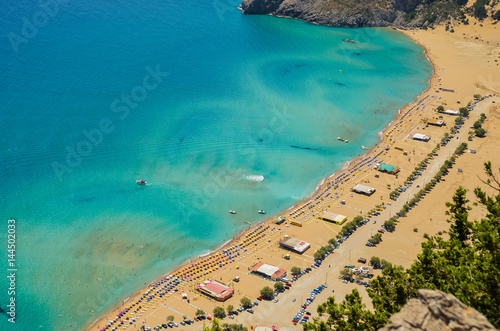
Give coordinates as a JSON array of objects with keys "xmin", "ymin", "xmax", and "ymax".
[{"xmin": 211, "ymin": 97, "xmax": 499, "ymax": 329}]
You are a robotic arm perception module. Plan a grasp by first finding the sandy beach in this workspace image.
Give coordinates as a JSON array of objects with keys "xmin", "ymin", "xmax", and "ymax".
[{"xmin": 87, "ymin": 14, "xmax": 500, "ymax": 331}]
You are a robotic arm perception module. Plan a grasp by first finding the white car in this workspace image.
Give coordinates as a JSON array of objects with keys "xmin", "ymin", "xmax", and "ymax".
[
  {"xmin": 274, "ymin": 298, "xmax": 278, "ymax": 303},
  {"xmin": 372, "ymin": 220, "xmax": 376, "ymax": 224}
]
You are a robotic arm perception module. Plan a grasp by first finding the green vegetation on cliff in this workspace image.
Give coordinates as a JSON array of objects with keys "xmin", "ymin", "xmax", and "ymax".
[
  {"xmin": 303, "ymin": 162, "xmax": 500, "ymax": 330},
  {"xmin": 241, "ymin": 0, "xmax": 500, "ymax": 28}
]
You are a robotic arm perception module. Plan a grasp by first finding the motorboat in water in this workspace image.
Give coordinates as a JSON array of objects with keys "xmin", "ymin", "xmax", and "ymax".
[
  {"xmin": 136, "ymin": 179, "xmax": 147, "ymax": 186},
  {"xmin": 229, "ymin": 210, "xmax": 236, "ymax": 214},
  {"xmin": 337, "ymin": 137, "xmax": 349, "ymax": 143},
  {"xmin": 258, "ymin": 210, "xmax": 266, "ymax": 214}
]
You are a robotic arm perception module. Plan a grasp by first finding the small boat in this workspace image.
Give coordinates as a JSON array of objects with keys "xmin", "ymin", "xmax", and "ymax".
[
  {"xmin": 342, "ymin": 38, "xmax": 358, "ymax": 44},
  {"xmin": 337, "ymin": 137, "xmax": 348, "ymax": 143},
  {"xmin": 229, "ymin": 210, "xmax": 236, "ymax": 214},
  {"xmin": 244, "ymin": 221, "xmax": 251, "ymax": 225},
  {"xmin": 258, "ymin": 210, "xmax": 266, "ymax": 214},
  {"xmin": 361, "ymin": 146, "xmax": 369, "ymax": 150},
  {"xmin": 136, "ymin": 180, "xmax": 147, "ymax": 186}
]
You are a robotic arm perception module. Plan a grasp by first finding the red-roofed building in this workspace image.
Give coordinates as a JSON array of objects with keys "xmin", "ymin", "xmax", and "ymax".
[
  {"xmin": 196, "ymin": 280, "xmax": 234, "ymax": 301},
  {"xmin": 250, "ymin": 262, "xmax": 287, "ymax": 281}
]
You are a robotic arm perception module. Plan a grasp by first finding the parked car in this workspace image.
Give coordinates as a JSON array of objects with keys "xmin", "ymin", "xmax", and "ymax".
[{"xmin": 247, "ymin": 309, "xmax": 254, "ymax": 314}]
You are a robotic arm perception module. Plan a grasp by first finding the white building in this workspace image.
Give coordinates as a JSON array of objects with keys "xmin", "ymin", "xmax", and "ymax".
[{"xmin": 412, "ymin": 133, "xmax": 431, "ymax": 142}]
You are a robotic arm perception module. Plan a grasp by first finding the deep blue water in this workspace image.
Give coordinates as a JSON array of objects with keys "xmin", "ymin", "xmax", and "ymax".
[{"xmin": 0, "ymin": 0, "xmax": 431, "ymax": 329}]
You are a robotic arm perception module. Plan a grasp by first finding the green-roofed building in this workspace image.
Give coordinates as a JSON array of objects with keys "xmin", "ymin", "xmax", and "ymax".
[
  {"xmin": 377, "ymin": 163, "xmax": 400, "ymax": 175},
  {"xmin": 275, "ymin": 216, "xmax": 286, "ymax": 225}
]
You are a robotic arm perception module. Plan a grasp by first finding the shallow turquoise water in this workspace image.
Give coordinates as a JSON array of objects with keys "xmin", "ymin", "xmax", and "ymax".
[{"xmin": 0, "ymin": 0, "xmax": 431, "ymax": 329}]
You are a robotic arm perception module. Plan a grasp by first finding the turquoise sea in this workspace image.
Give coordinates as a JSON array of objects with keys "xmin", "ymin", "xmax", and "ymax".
[{"xmin": 0, "ymin": 0, "xmax": 431, "ymax": 329}]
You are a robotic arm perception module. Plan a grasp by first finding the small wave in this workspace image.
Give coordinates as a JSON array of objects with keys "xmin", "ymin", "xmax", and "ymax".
[
  {"xmin": 198, "ymin": 250, "xmax": 212, "ymax": 258},
  {"xmin": 245, "ymin": 175, "xmax": 264, "ymax": 182}
]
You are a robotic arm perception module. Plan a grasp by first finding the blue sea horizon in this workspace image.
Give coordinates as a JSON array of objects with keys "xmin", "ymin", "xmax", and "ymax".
[{"xmin": 0, "ymin": 0, "xmax": 431, "ymax": 329}]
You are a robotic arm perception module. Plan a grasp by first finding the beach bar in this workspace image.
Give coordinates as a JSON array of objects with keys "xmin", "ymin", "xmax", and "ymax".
[
  {"xmin": 377, "ymin": 163, "xmax": 400, "ymax": 175},
  {"xmin": 275, "ymin": 216, "xmax": 286, "ymax": 225},
  {"xmin": 352, "ymin": 184, "xmax": 376, "ymax": 196},
  {"xmin": 279, "ymin": 237, "xmax": 311, "ymax": 254},
  {"xmin": 428, "ymin": 119, "xmax": 445, "ymax": 127},
  {"xmin": 250, "ymin": 262, "xmax": 287, "ymax": 281},
  {"xmin": 412, "ymin": 133, "xmax": 431, "ymax": 142},
  {"xmin": 196, "ymin": 279, "xmax": 234, "ymax": 301},
  {"xmin": 321, "ymin": 212, "xmax": 347, "ymax": 224},
  {"xmin": 442, "ymin": 109, "xmax": 459, "ymax": 116}
]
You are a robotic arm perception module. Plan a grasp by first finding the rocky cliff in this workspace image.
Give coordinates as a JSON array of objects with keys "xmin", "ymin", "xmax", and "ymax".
[
  {"xmin": 379, "ymin": 289, "xmax": 496, "ymax": 331},
  {"xmin": 240, "ymin": 0, "xmax": 451, "ymax": 28}
]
